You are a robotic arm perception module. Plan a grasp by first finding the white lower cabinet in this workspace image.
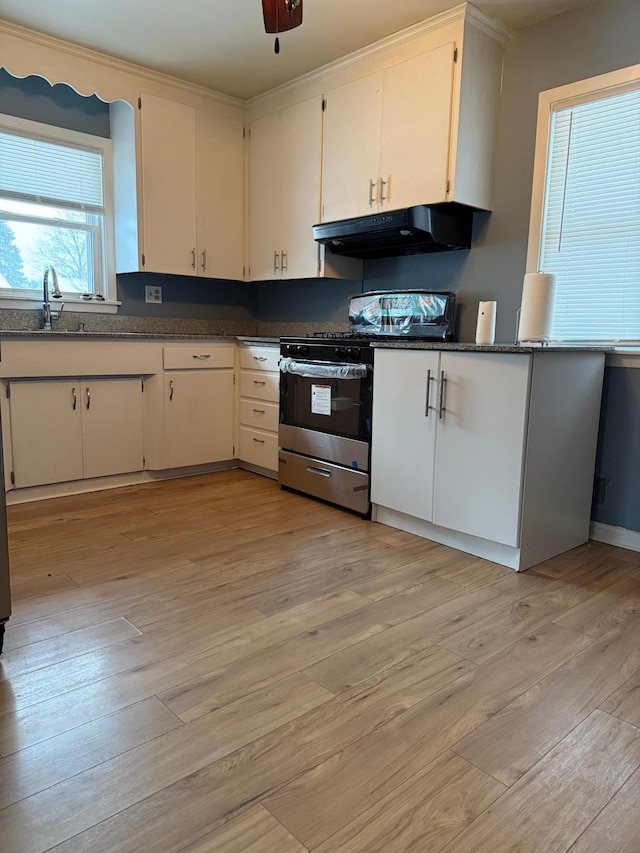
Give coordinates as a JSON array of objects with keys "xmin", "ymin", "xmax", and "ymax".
[
  {"xmin": 237, "ymin": 345, "xmax": 280, "ymax": 474},
  {"xmin": 371, "ymin": 348, "xmax": 605, "ymax": 570},
  {"xmin": 164, "ymin": 370, "xmax": 234, "ymax": 469},
  {"xmin": 9, "ymin": 377, "xmax": 144, "ymax": 488}
]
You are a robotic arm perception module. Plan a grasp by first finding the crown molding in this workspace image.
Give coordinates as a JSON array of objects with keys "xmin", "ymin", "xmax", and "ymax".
[
  {"xmin": 249, "ymin": 2, "xmax": 509, "ymax": 110},
  {"xmin": 0, "ymin": 18, "xmax": 245, "ymax": 110}
]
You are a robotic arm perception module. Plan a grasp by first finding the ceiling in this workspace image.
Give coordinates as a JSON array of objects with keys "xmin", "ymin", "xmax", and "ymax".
[{"xmin": 0, "ymin": 0, "xmax": 597, "ymax": 99}]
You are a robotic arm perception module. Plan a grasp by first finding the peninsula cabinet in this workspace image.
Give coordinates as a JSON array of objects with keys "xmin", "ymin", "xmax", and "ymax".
[
  {"xmin": 163, "ymin": 345, "xmax": 235, "ymax": 469},
  {"xmin": 8, "ymin": 378, "xmax": 144, "ymax": 488},
  {"xmin": 138, "ymin": 94, "xmax": 244, "ymax": 280},
  {"xmin": 371, "ymin": 348, "xmax": 605, "ymax": 571},
  {"xmin": 321, "ymin": 15, "xmax": 504, "ymax": 221}
]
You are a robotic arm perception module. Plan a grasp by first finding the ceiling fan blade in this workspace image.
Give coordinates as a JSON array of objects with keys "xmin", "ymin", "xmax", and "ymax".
[{"xmin": 262, "ymin": 0, "xmax": 303, "ymax": 34}]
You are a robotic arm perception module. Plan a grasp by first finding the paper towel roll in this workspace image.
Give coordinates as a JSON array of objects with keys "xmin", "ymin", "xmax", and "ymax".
[
  {"xmin": 518, "ymin": 273, "xmax": 556, "ymax": 342},
  {"xmin": 476, "ymin": 301, "xmax": 496, "ymax": 345}
]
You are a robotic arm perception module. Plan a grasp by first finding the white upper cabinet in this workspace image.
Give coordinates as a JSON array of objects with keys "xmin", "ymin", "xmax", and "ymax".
[
  {"xmin": 323, "ymin": 45, "xmax": 455, "ymax": 222},
  {"xmin": 321, "ymin": 14, "xmax": 504, "ymax": 221},
  {"xmin": 138, "ymin": 93, "xmax": 244, "ymax": 280},
  {"xmin": 249, "ymin": 95, "xmax": 324, "ymax": 281}
]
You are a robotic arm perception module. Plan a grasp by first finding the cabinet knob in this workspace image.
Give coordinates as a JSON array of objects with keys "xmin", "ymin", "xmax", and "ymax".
[
  {"xmin": 281, "ymin": 250, "xmax": 287, "ymax": 272},
  {"xmin": 369, "ymin": 178, "xmax": 378, "ymax": 208},
  {"xmin": 85, "ymin": 387, "xmax": 91, "ymax": 410},
  {"xmin": 72, "ymin": 387, "xmax": 77, "ymax": 411},
  {"xmin": 201, "ymin": 249, "xmax": 207, "ymax": 272},
  {"xmin": 191, "ymin": 248, "xmax": 196, "ymax": 270},
  {"xmin": 169, "ymin": 380, "xmax": 174, "ymax": 401},
  {"xmin": 439, "ymin": 370, "xmax": 446, "ymax": 419},
  {"xmin": 380, "ymin": 175, "xmax": 390, "ymax": 205},
  {"xmin": 425, "ymin": 370, "xmax": 432, "ymax": 417}
]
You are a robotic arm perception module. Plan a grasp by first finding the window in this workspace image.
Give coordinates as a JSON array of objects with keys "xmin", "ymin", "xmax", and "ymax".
[
  {"xmin": 527, "ymin": 65, "xmax": 640, "ymax": 343},
  {"xmin": 0, "ymin": 114, "xmax": 118, "ymax": 309}
]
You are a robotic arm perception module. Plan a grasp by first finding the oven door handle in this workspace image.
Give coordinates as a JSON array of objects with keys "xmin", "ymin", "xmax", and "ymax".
[{"xmin": 307, "ymin": 465, "xmax": 332, "ymax": 478}]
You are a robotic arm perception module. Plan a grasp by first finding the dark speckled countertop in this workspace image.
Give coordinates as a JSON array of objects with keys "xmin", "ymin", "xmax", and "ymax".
[{"xmin": 371, "ymin": 341, "xmax": 610, "ymax": 353}]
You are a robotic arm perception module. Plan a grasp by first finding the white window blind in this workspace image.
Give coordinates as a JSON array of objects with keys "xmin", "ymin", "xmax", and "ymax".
[
  {"xmin": 0, "ymin": 130, "xmax": 104, "ymax": 212},
  {"xmin": 541, "ymin": 87, "xmax": 640, "ymax": 342}
]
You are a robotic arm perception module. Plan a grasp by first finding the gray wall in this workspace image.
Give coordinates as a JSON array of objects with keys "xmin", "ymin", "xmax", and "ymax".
[{"xmin": 0, "ymin": 68, "xmax": 111, "ymax": 137}]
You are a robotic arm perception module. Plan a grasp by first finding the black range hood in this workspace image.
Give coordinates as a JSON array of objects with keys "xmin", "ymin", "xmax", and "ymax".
[{"xmin": 312, "ymin": 203, "xmax": 474, "ymax": 260}]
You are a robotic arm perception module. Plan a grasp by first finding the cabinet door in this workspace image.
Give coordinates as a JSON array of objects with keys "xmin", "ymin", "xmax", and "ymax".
[
  {"xmin": 249, "ymin": 111, "xmax": 283, "ymax": 281},
  {"xmin": 371, "ymin": 349, "xmax": 439, "ymax": 521},
  {"xmin": 165, "ymin": 371, "xmax": 234, "ymax": 468},
  {"xmin": 322, "ymin": 73, "xmax": 383, "ymax": 222},
  {"xmin": 139, "ymin": 94, "xmax": 197, "ymax": 275},
  {"xmin": 378, "ymin": 43, "xmax": 455, "ymax": 210},
  {"xmin": 433, "ymin": 352, "xmax": 531, "ymax": 547},
  {"xmin": 196, "ymin": 111, "xmax": 244, "ymax": 280},
  {"xmin": 81, "ymin": 379, "xmax": 144, "ymax": 480},
  {"xmin": 280, "ymin": 96, "xmax": 323, "ymax": 279},
  {"xmin": 10, "ymin": 380, "xmax": 83, "ymax": 488}
]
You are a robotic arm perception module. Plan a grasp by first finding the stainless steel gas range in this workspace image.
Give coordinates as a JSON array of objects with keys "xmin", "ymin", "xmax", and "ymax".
[
  {"xmin": 277, "ymin": 290, "xmax": 457, "ymax": 516},
  {"xmin": 278, "ymin": 335, "xmax": 374, "ymax": 516}
]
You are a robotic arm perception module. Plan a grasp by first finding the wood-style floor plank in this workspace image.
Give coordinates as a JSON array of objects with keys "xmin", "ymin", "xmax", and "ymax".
[
  {"xmin": 454, "ymin": 612, "xmax": 640, "ymax": 785},
  {"xmin": 445, "ymin": 710, "xmax": 640, "ymax": 853},
  {"xmin": 1, "ymin": 471, "xmax": 639, "ymax": 853}
]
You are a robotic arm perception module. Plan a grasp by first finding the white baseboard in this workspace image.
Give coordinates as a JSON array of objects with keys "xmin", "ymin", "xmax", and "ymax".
[{"xmin": 590, "ymin": 521, "xmax": 640, "ymax": 553}]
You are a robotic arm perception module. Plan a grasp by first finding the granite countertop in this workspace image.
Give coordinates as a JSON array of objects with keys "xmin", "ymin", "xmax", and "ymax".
[
  {"xmin": 0, "ymin": 330, "xmax": 277, "ymax": 343},
  {"xmin": 371, "ymin": 341, "xmax": 611, "ymax": 353}
]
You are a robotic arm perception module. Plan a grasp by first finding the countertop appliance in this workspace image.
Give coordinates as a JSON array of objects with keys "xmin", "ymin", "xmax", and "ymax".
[
  {"xmin": 278, "ymin": 291, "xmax": 457, "ymax": 514},
  {"xmin": 312, "ymin": 203, "xmax": 474, "ymax": 259}
]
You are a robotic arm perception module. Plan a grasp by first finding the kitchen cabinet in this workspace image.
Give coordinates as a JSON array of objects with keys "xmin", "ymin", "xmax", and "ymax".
[
  {"xmin": 249, "ymin": 96, "xmax": 323, "ymax": 281},
  {"xmin": 371, "ymin": 347, "xmax": 605, "ymax": 570},
  {"xmin": 138, "ymin": 94, "xmax": 244, "ymax": 279},
  {"xmin": 237, "ymin": 345, "xmax": 280, "ymax": 474},
  {"xmin": 322, "ymin": 44, "xmax": 455, "ymax": 222},
  {"xmin": 322, "ymin": 17, "xmax": 504, "ymax": 221},
  {"xmin": 9, "ymin": 378, "xmax": 144, "ymax": 488},
  {"xmin": 163, "ymin": 345, "xmax": 234, "ymax": 469}
]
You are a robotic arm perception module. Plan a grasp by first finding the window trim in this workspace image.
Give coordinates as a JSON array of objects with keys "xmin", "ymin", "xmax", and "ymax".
[{"xmin": 0, "ymin": 112, "xmax": 120, "ymax": 313}]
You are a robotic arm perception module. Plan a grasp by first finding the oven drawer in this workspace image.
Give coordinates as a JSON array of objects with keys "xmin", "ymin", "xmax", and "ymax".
[
  {"xmin": 278, "ymin": 450, "xmax": 369, "ymax": 515},
  {"xmin": 239, "ymin": 428, "xmax": 278, "ymax": 471},
  {"xmin": 239, "ymin": 399, "xmax": 279, "ymax": 432},
  {"xmin": 239, "ymin": 346, "xmax": 280, "ymax": 372},
  {"xmin": 240, "ymin": 370, "xmax": 279, "ymax": 402}
]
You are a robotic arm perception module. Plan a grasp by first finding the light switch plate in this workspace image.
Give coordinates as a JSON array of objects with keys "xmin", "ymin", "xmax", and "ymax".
[{"xmin": 145, "ymin": 285, "xmax": 162, "ymax": 304}]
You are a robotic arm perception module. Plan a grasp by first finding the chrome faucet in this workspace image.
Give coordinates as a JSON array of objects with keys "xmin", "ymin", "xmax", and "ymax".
[{"xmin": 42, "ymin": 266, "xmax": 64, "ymax": 330}]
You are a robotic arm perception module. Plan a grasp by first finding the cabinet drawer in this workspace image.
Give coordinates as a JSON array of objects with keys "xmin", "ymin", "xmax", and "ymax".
[
  {"xmin": 239, "ymin": 399, "xmax": 279, "ymax": 432},
  {"xmin": 239, "ymin": 346, "xmax": 280, "ymax": 372},
  {"xmin": 239, "ymin": 427, "xmax": 279, "ymax": 471},
  {"xmin": 163, "ymin": 345, "xmax": 234, "ymax": 370},
  {"xmin": 240, "ymin": 370, "xmax": 279, "ymax": 402}
]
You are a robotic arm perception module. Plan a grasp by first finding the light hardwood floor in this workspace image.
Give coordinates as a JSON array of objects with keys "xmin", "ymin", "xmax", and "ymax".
[{"xmin": 1, "ymin": 469, "xmax": 640, "ymax": 852}]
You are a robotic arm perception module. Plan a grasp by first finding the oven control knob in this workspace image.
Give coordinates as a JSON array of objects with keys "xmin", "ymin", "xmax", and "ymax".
[
  {"xmin": 286, "ymin": 344, "xmax": 299, "ymax": 355},
  {"xmin": 298, "ymin": 345, "xmax": 310, "ymax": 357},
  {"xmin": 347, "ymin": 347, "xmax": 361, "ymax": 360},
  {"xmin": 335, "ymin": 347, "xmax": 348, "ymax": 359}
]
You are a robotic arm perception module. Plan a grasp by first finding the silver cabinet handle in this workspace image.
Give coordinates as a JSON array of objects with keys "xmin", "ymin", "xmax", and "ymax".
[
  {"xmin": 192, "ymin": 354, "xmax": 211, "ymax": 360},
  {"xmin": 425, "ymin": 369, "xmax": 432, "ymax": 417},
  {"xmin": 380, "ymin": 175, "xmax": 390, "ymax": 204},
  {"xmin": 307, "ymin": 465, "xmax": 331, "ymax": 478},
  {"xmin": 253, "ymin": 438, "xmax": 265, "ymax": 444},
  {"xmin": 439, "ymin": 370, "xmax": 446, "ymax": 419},
  {"xmin": 369, "ymin": 178, "xmax": 378, "ymax": 207},
  {"xmin": 191, "ymin": 248, "xmax": 196, "ymax": 270},
  {"xmin": 253, "ymin": 408, "xmax": 265, "ymax": 414},
  {"xmin": 273, "ymin": 251, "xmax": 280, "ymax": 273},
  {"xmin": 253, "ymin": 380, "xmax": 266, "ymax": 385},
  {"xmin": 253, "ymin": 356, "xmax": 267, "ymax": 362},
  {"xmin": 169, "ymin": 380, "xmax": 174, "ymax": 401},
  {"xmin": 72, "ymin": 387, "xmax": 77, "ymax": 410},
  {"xmin": 201, "ymin": 249, "xmax": 207, "ymax": 272},
  {"xmin": 85, "ymin": 387, "xmax": 91, "ymax": 410},
  {"xmin": 281, "ymin": 250, "xmax": 287, "ymax": 271}
]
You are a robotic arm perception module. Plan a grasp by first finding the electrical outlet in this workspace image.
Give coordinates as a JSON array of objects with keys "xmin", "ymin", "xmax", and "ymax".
[{"xmin": 145, "ymin": 285, "xmax": 162, "ymax": 304}]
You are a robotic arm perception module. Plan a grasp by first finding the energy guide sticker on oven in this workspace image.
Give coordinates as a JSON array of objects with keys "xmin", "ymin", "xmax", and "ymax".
[{"xmin": 311, "ymin": 384, "xmax": 331, "ymax": 416}]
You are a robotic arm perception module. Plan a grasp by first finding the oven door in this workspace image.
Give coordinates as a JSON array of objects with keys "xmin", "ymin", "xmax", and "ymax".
[{"xmin": 279, "ymin": 359, "xmax": 372, "ymax": 442}]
